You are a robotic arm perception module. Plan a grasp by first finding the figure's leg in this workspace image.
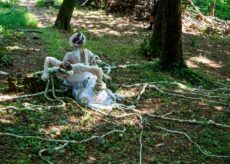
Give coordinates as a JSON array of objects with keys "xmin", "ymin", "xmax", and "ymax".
[{"xmin": 41, "ymin": 57, "xmax": 62, "ymax": 81}]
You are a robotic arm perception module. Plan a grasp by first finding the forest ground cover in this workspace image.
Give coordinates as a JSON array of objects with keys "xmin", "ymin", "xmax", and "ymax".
[{"xmin": 0, "ymin": 0, "xmax": 230, "ymax": 163}]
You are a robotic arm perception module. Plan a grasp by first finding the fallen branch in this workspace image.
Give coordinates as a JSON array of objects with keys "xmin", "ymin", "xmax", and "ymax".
[
  {"xmin": 145, "ymin": 112, "xmax": 230, "ymax": 129},
  {"xmin": 117, "ymin": 83, "xmax": 228, "ymax": 106},
  {"xmin": 149, "ymin": 84, "xmax": 228, "ymax": 106}
]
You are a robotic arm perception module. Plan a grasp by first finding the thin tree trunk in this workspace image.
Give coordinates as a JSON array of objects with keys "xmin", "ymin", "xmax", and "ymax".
[
  {"xmin": 210, "ymin": 0, "xmax": 216, "ymax": 17},
  {"xmin": 54, "ymin": 0, "xmax": 76, "ymax": 31}
]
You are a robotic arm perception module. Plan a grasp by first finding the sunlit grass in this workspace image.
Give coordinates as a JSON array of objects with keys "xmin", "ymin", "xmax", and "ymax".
[
  {"xmin": 39, "ymin": 27, "xmax": 70, "ymax": 59},
  {"xmin": 39, "ymin": 27, "xmax": 143, "ymax": 63},
  {"xmin": 85, "ymin": 33, "xmax": 142, "ymax": 63},
  {"xmin": 0, "ymin": 2, "xmax": 38, "ymax": 28}
]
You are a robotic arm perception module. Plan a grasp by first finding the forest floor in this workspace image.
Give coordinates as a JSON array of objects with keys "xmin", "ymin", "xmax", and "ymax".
[{"xmin": 0, "ymin": 0, "xmax": 230, "ymax": 163}]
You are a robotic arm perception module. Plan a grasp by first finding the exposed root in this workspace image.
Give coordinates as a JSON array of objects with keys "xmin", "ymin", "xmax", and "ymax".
[
  {"xmin": 117, "ymin": 82, "xmax": 229, "ymax": 106},
  {"xmin": 1, "ymin": 76, "xmax": 229, "ymax": 163},
  {"xmin": 149, "ymin": 84, "xmax": 228, "ymax": 106},
  {"xmin": 154, "ymin": 125, "xmax": 230, "ymax": 158},
  {"xmin": 135, "ymin": 83, "xmax": 148, "ymax": 105}
]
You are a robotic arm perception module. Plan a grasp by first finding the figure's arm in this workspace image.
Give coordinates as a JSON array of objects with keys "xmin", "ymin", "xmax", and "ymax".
[
  {"xmin": 43, "ymin": 57, "xmax": 62, "ymax": 71},
  {"xmin": 41, "ymin": 57, "xmax": 62, "ymax": 81},
  {"xmin": 71, "ymin": 63, "xmax": 104, "ymax": 83}
]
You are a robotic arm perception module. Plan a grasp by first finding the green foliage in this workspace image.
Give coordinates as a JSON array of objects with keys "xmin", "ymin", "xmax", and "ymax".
[
  {"xmin": 192, "ymin": 0, "xmax": 230, "ymax": 20},
  {"xmin": 0, "ymin": 1, "xmax": 38, "ymax": 28},
  {"xmin": 36, "ymin": 0, "xmax": 63, "ymax": 8},
  {"xmin": 119, "ymin": 61, "xmax": 214, "ymax": 88},
  {"xmin": 138, "ymin": 34, "xmax": 152, "ymax": 57},
  {"xmin": 0, "ymin": 27, "xmax": 12, "ymax": 66},
  {"xmin": 128, "ymin": 61, "xmax": 173, "ymax": 82},
  {"xmin": 189, "ymin": 35, "xmax": 200, "ymax": 48},
  {"xmin": 39, "ymin": 26, "xmax": 141, "ymax": 63},
  {"xmin": 39, "ymin": 27, "xmax": 70, "ymax": 59},
  {"xmin": 171, "ymin": 66, "xmax": 214, "ymax": 88},
  {"xmin": 79, "ymin": 29, "xmax": 142, "ymax": 63},
  {"xmin": 0, "ymin": 48, "xmax": 12, "ymax": 67},
  {"xmin": 36, "ymin": 0, "xmax": 47, "ymax": 7}
]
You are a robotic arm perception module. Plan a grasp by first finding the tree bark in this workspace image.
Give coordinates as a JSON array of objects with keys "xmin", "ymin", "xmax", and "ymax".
[
  {"xmin": 151, "ymin": 0, "xmax": 185, "ymax": 69},
  {"xmin": 210, "ymin": 0, "xmax": 216, "ymax": 17},
  {"xmin": 54, "ymin": 0, "xmax": 76, "ymax": 31},
  {"xmin": 150, "ymin": 0, "xmax": 163, "ymax": 58}
]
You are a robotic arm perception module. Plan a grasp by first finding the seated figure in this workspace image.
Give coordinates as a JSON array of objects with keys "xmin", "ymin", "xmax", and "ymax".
[{"xmin": 41, "ymin": 33, "xmax": 116, "ymax": 110}]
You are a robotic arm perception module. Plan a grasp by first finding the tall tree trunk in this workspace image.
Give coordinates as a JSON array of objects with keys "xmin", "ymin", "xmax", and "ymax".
[
  {"xmin": 151, "ymin": 0, "xmax": 184, "ymax": 69},
  {"xmin": 150, "ymin": 0, "xmax": 163, "ymax": 58},
  {"xmin": 210, "ymin": 0, "xmax": 216, "ymax": 17},
  {"xmin": 54, "ymin": 0, "xmax": 76, "ymax": 31}
]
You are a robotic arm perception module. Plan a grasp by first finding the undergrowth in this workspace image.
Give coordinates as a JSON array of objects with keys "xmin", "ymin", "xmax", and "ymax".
[
  {"xmin": 117, "ymin": 61, "xmax": 215, "ymax": 89},
  {"xmin": 0, "ymin": 1, "xmax": 38, "ymax": 66},
  {"xmin": 192, "ymin": 0, "xmax": 230, "ymax": 20},
  {"xmin": 0, "ymin": 1, "xmax": 38, "ymax": 28}
]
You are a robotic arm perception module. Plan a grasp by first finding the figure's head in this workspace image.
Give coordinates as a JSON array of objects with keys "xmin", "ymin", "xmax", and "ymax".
[{"xmin": 69, "ymin": 32, "xmax": 86, "ymax": 48}]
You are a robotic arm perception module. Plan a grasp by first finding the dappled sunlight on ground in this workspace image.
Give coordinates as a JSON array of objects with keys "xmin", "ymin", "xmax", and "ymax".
[
  {"xmin": 183, "ymin": 33, "xmax": 230, "ymax": 80},
  {"xmin": 214, "ymin": 106, "xmax": 223, "ymax": 111},
  {"xmin": 116, "ymin": 88, "xmax": 140, "ymax": 98},
  {"xmin": 185, "ymin": 60, "xmax": 199, "ymax": 68},
  {"xmin": 20, "ymin": 0, "xmax": 56, "ymax": 27},
  {"xmin": 72, "ymin": 10, "xmax": 144, "ymax": 36},
  {"xmin": 40, "ymin": 125, "xmax": 65, "ymax": 138},
  {"xmin": 0, "ymin": 118, "xmax": 15, "ymax": 124},
  {"xmin": 188, "ymin": 55, "xmax": 223, "ymax": 68}
]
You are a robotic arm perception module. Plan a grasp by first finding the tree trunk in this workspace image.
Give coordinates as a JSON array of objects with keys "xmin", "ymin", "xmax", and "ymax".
[
  {"xmin": 151, "ymin": 0, "xmax": 184, "ymax": 69},
  {"xmin": 54, "ymin": 0, "xmax": 76, "ymax": 31},
  {"xmin": 150, "ymin": 0, "xmax": 163, "ymax": 58},
  {"xmin": 210, "ymin": 0, "xmax": 216, "ymax": 17}
]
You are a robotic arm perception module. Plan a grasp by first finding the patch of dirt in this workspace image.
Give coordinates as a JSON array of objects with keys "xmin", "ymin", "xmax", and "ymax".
[
  {"xmin": 1, "ymin": 32, "xmax": 45, "ymax": 75},
  {"xmin": 20, "ymin": 0, "xmax": 55, "ymax": 28}
]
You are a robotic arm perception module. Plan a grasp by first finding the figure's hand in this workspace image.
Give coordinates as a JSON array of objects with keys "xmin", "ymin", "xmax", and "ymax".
[
  {"xmin": 59, "ymin": 62, "xmax": 72, "ymax": 71},
  {"xmin": 95, "ymin": 81, "xmax": 106, "ymax": 92},
  {"xmin": 41, "ymin": 71, "xmax": 49, "ymax": 81},
  {"xmin": 58, "ymin": 62, "xmax": 74, "ymax": 76}
]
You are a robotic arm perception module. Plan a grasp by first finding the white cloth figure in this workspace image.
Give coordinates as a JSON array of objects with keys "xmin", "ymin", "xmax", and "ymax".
[
  {"xmin": 41, "ymin": 33, "xmax": 116, "ymax": 110},
  {"xmin": 70, "ymin": 72, "xmax": 116, "ymax": 111}
]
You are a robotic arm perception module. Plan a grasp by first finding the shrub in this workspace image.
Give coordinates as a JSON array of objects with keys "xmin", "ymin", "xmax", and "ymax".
[{"xmin": 0, "ymin": 1, "xmax": 38, "ymax": 28}]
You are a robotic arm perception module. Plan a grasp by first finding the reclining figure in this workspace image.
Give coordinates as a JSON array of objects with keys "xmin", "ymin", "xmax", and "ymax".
[{"xmin": 41, "ymin": 33, "xmax": 116, "ymax": 110}]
